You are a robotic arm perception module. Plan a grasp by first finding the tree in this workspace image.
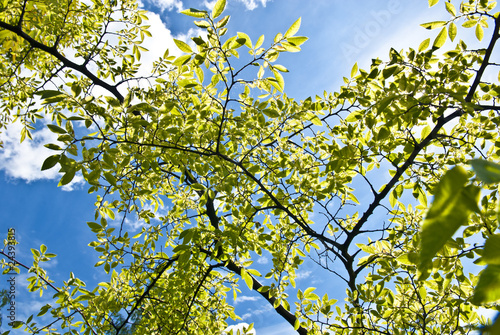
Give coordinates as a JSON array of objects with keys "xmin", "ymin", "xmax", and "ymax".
[{"xmin": 1, "ymin": 0, "xmax": 500, "ymax": 334}]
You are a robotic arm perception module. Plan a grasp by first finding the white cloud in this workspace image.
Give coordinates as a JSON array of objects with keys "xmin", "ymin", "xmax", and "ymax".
[
  {"xmin": 234, "ymin": 295, "xmax": 259, "ymax": 305},
  {"xmin": 224, "ymin": 322, "xmax": 257, "ymax": 335},
  {"xmin": 237, "ymin": 0, "xmax": 270, "ymax": 11},
  {"xmin": 143, "ymin": 0, "xmax": 183, "ymax": 12},
  {"xmin": 256, "ymin": 256, "xmax": 268, "ymax": 264},
  {"xmin": 0, "ymin": 121, "xmax": 60, "ymax": 182},
  {"xmin": 295, "ymin": 270, "xmax": 311, "ymax": 280}
]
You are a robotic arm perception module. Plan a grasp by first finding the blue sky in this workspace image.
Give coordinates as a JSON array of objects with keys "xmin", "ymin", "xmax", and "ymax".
[{"xmin": 0, "ymin": 1, "xmax": 484, "ymax": 334}]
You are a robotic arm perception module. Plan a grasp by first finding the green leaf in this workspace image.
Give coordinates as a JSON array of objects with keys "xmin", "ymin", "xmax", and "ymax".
[
  {"xmin": 272, "ymin": 64, "xmax": 289, "ymax": 72},
  {"xmin": 211, "ymin": 0, "xmax": 226, "ymax": 19},
  {"xmin": 351, "ymin": 62, "xmax": 358, "ymax": 77},
  {"xmin": 418, "ymin": 38, "xmax": 430, "ymax": 52},
  {"xmin": 462, "ymin": 19, "xmax": 477, "ymax": 28},
  {"xmin": 286, "ymin": 36, "xmax": 308, "ymax": 46},
  {"xmin": 103, "ymin": 172, "xmax": 117, "ymax": 186},
  {"xmin": 428, "ymin": 0, "xmax": 439, "ymax": 7},
  {"xmin": 432, "ymin": 27, "xmax": 447, "ymax": 49},
  {"xmin": 421, "ymin": 21, "xmax": 447, "ymax": 30},
  {"xmin": 58, "ymin": 169, "xmax": 76, "ymax": 186},
  {"xmin": 284, "ymin": 17, "xmax": 301, "ymax": 38},
  {"xmin": 418, "ymin": 167, "xmax": 480, "ymax": 279},
  {"xmin": 237, "ymin": 32, "xmax": 252, "ymax": 48},
  {"xmin": 34, "ymin": 90, "xmax": 66, "ymax": 99},
  {"xmin": 191, "ymin": 183, "xmax": 205, "ymax": 191},
  {"xmin": 194, "ymin": 20, "xmax": 211, "ymax": 28},
  {"xmin": 448, "ymin": 22, "xmax": 457, "ymax": 41},
  {"xmin": 241, "ymin": 268, "xmax": 253, "ymax": 290},
  {"xmin": 173, "ymin": 54, "xmax": 192, "ymax": 66},
  {"xmin": 470, "ymin": 159, "xmax": 500, "ymax": 184},
  {"xmin": 273, "ymin": 70, "xmax": 285, "ymax": 91},
  {"xmin": 445, "ymin": 2, "xmax": 456, "ymax": 16},
  {"xmin": 216, "ymin": 15, "xmax": 230, "ymax": 28},
  {"xmin": 181, "ymin": 8, "xmax": 207, "ymax": 18},
  {"xmin": 47, "ymin": 124, "xmax": 67, "ymax": 134},
  {"xmin": 476, "ymin": 24, "xmax": 484, "ymax": 41},
  {"xmin": 472, "ymin": 265, "xmax": 500, "ymax": 305},
  {"xmin": 174, "ymin": 39, "xmax": 193, "ymax": 53},
  {"xmin": 254, "ymin": 35, "xmax": 265, "ymax": 49},
  {"xmin": 263, "ymin": 108, "xmax": 280, "ymax": 118},
  {"xmin": 41, "ymin": 155, "xmax": 60, "ymax": 171},
  {"xmin": 482, "ymin": 234, "xmax": 500, "ymax": 265},
  {"xmin": 420, "ymin": 125, "xmax": 432, "ymax": 139}
]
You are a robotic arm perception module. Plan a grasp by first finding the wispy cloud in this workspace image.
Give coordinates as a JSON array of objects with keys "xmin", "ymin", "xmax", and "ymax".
[
  {"xmin": 237, "ymin": 0, "xmax": 270, "ymax": 11},
  {"xmin": 234, "ymin": 295, "xmax": 259, "ymax": 305},
  {"xmin": 256, "ymin": 256, "xmax": 268, "ymax": 264},
  {"xmin": 142, "ymin": 0, "xmax": 183, "ymax": 12}
]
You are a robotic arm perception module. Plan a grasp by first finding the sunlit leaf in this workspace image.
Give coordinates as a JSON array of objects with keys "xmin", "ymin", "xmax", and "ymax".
[
  {"xmin": 284, "ymin": 17, "xmax": 301, "ymax": 38},
  {"xmin": 472, "ymin": 265, "xmax": 500, "ymax": 305},
  {"xmin": 418, "ymin": 167, "xmax": 480, "ymax": 279},
  {"xmin": 212, "ymin": 0, "xmax": 226, "ymax": 19},
  {"xmin": 470, "ymin": 159, "xmax": 500, "ymax": 184}
]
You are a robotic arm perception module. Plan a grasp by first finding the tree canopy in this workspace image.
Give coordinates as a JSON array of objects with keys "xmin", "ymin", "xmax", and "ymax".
[{"xmin": 1, "ymin": 0, "xmax": 500, "ymax": 334}]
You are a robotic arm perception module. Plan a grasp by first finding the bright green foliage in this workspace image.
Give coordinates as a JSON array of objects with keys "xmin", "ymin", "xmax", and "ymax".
[
  {"xmin": 1, "ymin": 0, "xmax": 500, "ymax": 334},
  {"xmin": 419, "ymin": 159, "xmax": 500, "ymax": 331}
]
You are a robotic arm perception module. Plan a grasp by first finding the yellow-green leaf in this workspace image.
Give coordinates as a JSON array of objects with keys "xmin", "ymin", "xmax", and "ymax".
[
  {"xmin": 432, "ymin": 27, "xmax": 447, "ymax": 49},
  {"xmin": 211, "ymin": 0, "xmax": 226, "ymax": 19},
  {"xmin": 448, "ymin": 22, "xmax": 457, "ymax": 41},
  {"xmin": 418, "ymin": 167, "xmax": 480, "ymax": 279},
  {"xmin": 174, "ymin": 39, "xmax": 193, "ymax": 53},
  {"xmin": 418, "ymin": 38, "xmax": 430, "ymax": 52},
  {"xmin": 284, "ymin": 17, "xmax": 301, "ymax": 38},
  {"xmin": 472, "ymin": 265, "xmax": 500, "ymax": 305},
  {"xmin": 351, "ymin": 62, "xmax": 358, "ymax": 77},
  {"xmin": 421, "ymin": 21, "xmax": 447, "ymax": 30},
  {"xmin": 180, "ymin": 8, "xmax": 207, "ymax": 18},
  {"xmin": 445, "ymin": 2, "xmax": 456, "ymax": 16},
  {"xmin": 241, "ymin": 268, "xmax": 253, "ymax": 290},
  {"xmin": 476, "ymin": 24, "xmax": 484, "ymax": 41}
]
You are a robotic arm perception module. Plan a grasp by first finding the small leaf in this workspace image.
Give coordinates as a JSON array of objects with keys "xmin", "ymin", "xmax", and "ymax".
[
  {"xmin": 194, "ymin": 20, "xmax": 210, "ymax": 28},
  {"xmin": 284, "ymin": 17, "xmax": 301, "ymax": 38},
  {"xmin": 58, "ymin": 169, "xmax": 76, "ymax": 186},
  {"xmin": 174, "ymin": 39, "xmax": 193, "ymax": 53},
  {"xmin": 286, "ymin": 36, "xmax": 308, "ymax": 46},
  {"xmin": 181, "ymin": 8, "xmax": 207, "ymax": 18},
  {"xmin": 237, "ymin": 32, "xmax": 252, "ymax": 48},
  {"xmin": 476, "ymin": 24, "xmax": 484, "ymax": 41},
  {"xmin": 254, "ymin": 35, "xmax": 265, "ymax": 49},
  {"xmin": 445, "ymin": 2, "xmax": 456, "ymax": 16},
  {"xmin": 47, "ymin": 124, "xmax": 67, "ymax": 134},
  {"xmin": 103, "ymin": 172, "xmax": 117, "ymax": 186},
  {"xmin": 418, "ymin": 38, "xmax": 430, "ymax": 52},
  {"xmin": 351, "ymin": 63, "xmax": 358, "ymax": 77},
  {"xmin": 428, "ymin": 0, "xmax": 439, "ymax": 6},
  {"xmin": 262, "ymin": 109, "xmax": 280, "ymax": 118},
  {"xmin": 41, "ymin": 155, "xmax": 60, "ymax": 171},
  {"xmin": 241, "ymin": 268, "xmax": 253, "ymax": 290},
  {"xmin": 448, "ymin": 22, "xmax": 457, "ymax": 41},
  {"xmin": 173, "ymin": 55, "xmax": 192, "ymax": 66},
  {"xmin": 211, "ymin": 0, "xmax": 226, "ymax": 19},
  {"xmin": 421, "ymin": 21, "xmax": 447, "ymax": 30},
  {"xmin": 462, "ymin": 19, "xmax": 477, "ymax": 28},
  {"xmin": 432, "ymin": 27, "xmax": 447, "ymax": 49}
]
